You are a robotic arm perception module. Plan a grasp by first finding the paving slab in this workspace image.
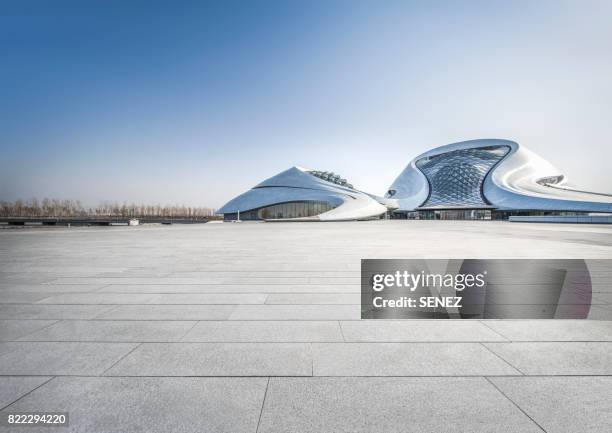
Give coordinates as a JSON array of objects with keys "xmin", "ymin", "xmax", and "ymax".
[
  {"xmin": 0, "ymin": 342, "xmax": 137, "ymax": 375},
  {"xmin": 489, "ymin": 376, "xmax": 612, "ymax": 433},
  {"xmin": 0, "ymin": 376, "xmax": 51, "ymax": 409},
  {"xmin": 340, "ymin": 320, "xmax": 507, "ymax": 342},
  {"xmin": 170, "ymin": 270, "xmax": 356, "ymax": 277},
  {"xmin": 587, "ymin": 306, "xmax": 612, "ymax": 319},
  {"xmin": 1, "ymin": 266, "xmax": 127, "ymax": 274},
  {"xmin": 0, "ymin": 377, "xmax": 267, "ymax": 433},
  {"xmin": 0, "ymin": 292, "xmax": 54, "ymax": 304},
  {"xmin": 36, "ymin": 293, "xmax": 160, "ymax": 304},
  {"xmin": 258, "ymin": 377, "xmax": 542, "ymax": 433},
  {"xmin": 230, "ymin": 305, "xmax": 359, "ymax": 320},
  {"xmin": 94, "ymin": 304, "xmax": 236, "ymax": 320},
  {"xmin": 182, "ymin": 321, "xmax": 342, "ymax": 342},
  {"xmin": 0, "ymin": 275, "xmax": 54, "ymax": 284},
  {"xmin": 474, "ymin": 304, "xmax": 612, "ymax": 319},
  {"xmin": 484, "ymin": 320, "xmax": 612, "ymax": 341},
  {"xmin": 105, "ymin": 342, "xmax": 312, "ymax": 376},
  {"xmin": 0, "ymin": 320, "xmax": 57, "ymax": 341},
  {"xmin": 0, "ymin": 305, "xmax": 116, "ymax": 320},
  {"xmin": 312, "ymin": 342, "xmax": 521, "ymax": 376},
  {"xmin": 0, "ymin": 284, "xmax": 107, "ymax": 293},
  {"xmin": 485, "ymin": 342, "xmax": 612, "ymax": 375},
  {"xmin": 19, "ymin": 320, "xmax": 197, "ymax": 342},
  {"xmin": 97, "ymin": 284, "xmax": 359, "ymax": 293},
  {"xmin": 2, "ymin": 221, "xmax": 612, "ymax": 431},
  {"xmin": 592, "ymin": 293, "xmax": 612, "ymax": 303},
  {"xmin": 146, "ymin": 293, "xmax": 268, "ymax": 304},
  {"xmin": 51, "ymin": 276, "xmax": 358, "ymax": 285},
  {"xmin": 265, "ymin": 293, "xmax": 360, "ymax": 304}
]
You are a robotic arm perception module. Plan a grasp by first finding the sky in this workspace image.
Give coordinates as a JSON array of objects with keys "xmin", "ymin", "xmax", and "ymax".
[{"xmin": 1, "ymin": 0, "xmax": 611, "ymax": 209}]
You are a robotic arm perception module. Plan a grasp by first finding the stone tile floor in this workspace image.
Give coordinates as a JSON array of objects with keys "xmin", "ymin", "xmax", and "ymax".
[{"xmin": 1, "ymin": 221, "xmax": 611, "ymax": 432}]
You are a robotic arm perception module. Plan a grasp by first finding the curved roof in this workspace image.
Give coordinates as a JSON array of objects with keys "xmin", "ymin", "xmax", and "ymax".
[
  {"xmin": 387, "ymin": 139, "xmax": 612, "ymax": 212},
  {"xmin": 218, "ymin": 166, "xmax": 389, "ymax": 221}
]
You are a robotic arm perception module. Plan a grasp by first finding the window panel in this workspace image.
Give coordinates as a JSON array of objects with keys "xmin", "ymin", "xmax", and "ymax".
[
  {"xmin": 416, "ymin": 146, "xmax": 510, "ymax": 208},
  {"xmin": 254, "ymin": 201, "xmax": 335, "ymax": 220}
]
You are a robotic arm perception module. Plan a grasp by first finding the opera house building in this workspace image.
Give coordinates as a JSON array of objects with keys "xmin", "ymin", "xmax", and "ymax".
[
  {"xmin": 217, "ymin": 166, "xmax": 394, "ymax": 221},
  {"xmin": 218, "ymin": 139, "xmax": 612, "ymax": 221}
]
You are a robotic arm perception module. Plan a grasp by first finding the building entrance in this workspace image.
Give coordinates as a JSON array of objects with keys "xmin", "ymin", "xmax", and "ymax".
[{"xmin": 418, "ymin": 209, "xmax": 492, "ymax": 220}]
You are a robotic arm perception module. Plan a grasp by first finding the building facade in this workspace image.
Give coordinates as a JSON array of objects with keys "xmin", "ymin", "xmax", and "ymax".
[
  {"xmin": 386, "ymin": 139, "xmax": 612, "ymax": 220},
  {"xmin": 218, "ymin": 139, "xmax": 611, "ymax": 221},
  {"xmin": 217, "ymin": 166, "xmax": 393, "ymax": 221}
]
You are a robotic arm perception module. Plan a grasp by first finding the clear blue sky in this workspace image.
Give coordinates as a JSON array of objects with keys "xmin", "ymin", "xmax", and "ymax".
[{"xmin": 1, "ymin": 0, "xmax": 611, "ymax": 209}]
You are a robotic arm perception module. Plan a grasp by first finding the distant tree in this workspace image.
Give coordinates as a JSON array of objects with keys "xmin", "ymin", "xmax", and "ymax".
[{"xmin": 0, "ymin": 198, "xmax": 216, "ymax": 219}]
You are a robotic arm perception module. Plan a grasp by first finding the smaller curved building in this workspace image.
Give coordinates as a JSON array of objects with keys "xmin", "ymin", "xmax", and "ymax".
[
  {"xmin": 218, "ymin": 166, "xmax": 391, "ymax": 221},
  {"xmin": 387, "ymin": 139, "xmax": 612, "ymax": 220}
]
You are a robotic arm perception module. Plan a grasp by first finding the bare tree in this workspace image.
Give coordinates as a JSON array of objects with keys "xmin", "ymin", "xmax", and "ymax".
[{"xmin": 0, "ymin": 198, "xmax": 216, "ymax": 219}]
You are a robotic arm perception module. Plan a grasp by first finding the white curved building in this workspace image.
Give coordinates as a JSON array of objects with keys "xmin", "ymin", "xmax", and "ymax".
[
  {"xmin": 218, "ymin": 166, "xmax": 392, "ymax": 221},
  {"xmin": 386, "ymin": 139, "xmax": 612, "ymax": 220}
]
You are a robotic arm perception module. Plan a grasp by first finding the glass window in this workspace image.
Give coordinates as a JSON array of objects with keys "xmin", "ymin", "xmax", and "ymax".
[
  {"xmin": 416, "ymin": 146, "xmax": 510, "ymax": 208},
  {"xmin": 255, "ymin": 201, "xmax": 334, "ymax": 220}
]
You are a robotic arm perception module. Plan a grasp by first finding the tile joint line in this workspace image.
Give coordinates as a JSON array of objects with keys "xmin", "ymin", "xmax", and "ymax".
[
  {"xmin": 484, "ymin": 376, "xmax": 548, "ymax": 433},
  {"xmin": 0, "ymin": 376, "xmax": 56, "ymax": 412},
  {"xmin": 100, "ymin": 342, "xmax": 143, "ymax": 376},
  {"xmin": 478, "ymin": 320, "xmax": 511, "ymax": 342},
  {"xmin": 255, "ymin": 377, "xmax": 271, "ymax": 433},
  {"xmin": 479, "ymin": 342, "xmax": 526, "ymax": 376}
]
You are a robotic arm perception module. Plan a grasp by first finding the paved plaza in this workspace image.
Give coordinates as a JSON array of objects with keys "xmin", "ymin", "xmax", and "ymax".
[{"xmin": 1, "ymin": 220, "xmax": 612, "ymax": 432}]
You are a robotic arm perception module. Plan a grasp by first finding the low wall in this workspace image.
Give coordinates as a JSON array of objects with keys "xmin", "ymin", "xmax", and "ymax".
[{"xmin": 509, "ymin": 215, "xmax": 612, "ymax": 224}]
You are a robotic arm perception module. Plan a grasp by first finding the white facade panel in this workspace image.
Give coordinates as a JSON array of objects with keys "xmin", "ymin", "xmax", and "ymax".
[
  {"xmin": 218, "ymin": 167, "xmax": 388, "ymax": 221},
  {"xmin": 388, "ymin": 139, "xmax": 612, "ymax": 213}
]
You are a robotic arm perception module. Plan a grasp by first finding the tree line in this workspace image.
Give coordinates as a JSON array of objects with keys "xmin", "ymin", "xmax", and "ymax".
[{"xmin": 0, "ymin": 198, "xmax": 216, "ymax": 219}]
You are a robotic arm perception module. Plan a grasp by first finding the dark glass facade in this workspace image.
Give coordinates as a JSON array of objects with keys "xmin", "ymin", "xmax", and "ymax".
[
  {"xmin": 418, "ymin": 209, "xmax": 492, "ymax": 220},
  {"xmin": 390, "ymin": 209, "xmax": 589, "ymax": 221},
  {"xmin": 223, "ymin": 201, "xmax": 335, "ymax": 221}
]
